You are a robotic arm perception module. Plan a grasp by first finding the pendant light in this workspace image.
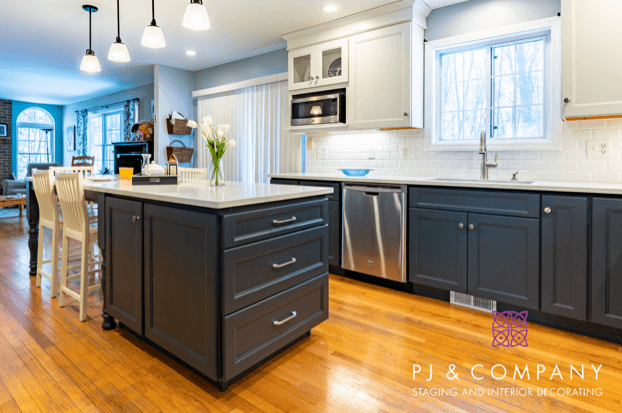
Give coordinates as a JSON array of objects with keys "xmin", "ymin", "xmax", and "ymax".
[
  {"xmin": 80, "ymin": 5, "xmax": 101, "ymax": 73},
  {"xmin": 182, "ymin": 0, "xmax": 211, "ymax": 31},
  {"xmin": 108, "ymin": 0, "xmax": 130, "ymax": 62},
  {"xmin": 141, "ymin": 0, "xmax": 166, "ymax": 48}
]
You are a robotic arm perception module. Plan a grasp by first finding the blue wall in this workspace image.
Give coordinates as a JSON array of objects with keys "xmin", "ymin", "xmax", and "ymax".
[
  {"xmin": 193, "ymin": 48, "xmax": 288, "ymax": 91},
  {"xmin": 12, "ymin": 101, "xmax": 63, "ymax": 175}
]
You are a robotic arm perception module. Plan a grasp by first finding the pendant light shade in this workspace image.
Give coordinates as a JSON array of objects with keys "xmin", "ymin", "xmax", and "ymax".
[
  {"xmin": 80, "ymin": 5, "xmax": 101, "ymax": 73},
  {"xmin": 108, "ymin": 0, "xmax": 130, "ymax": 62},
  {"xmin": 108, "ymin": 42, "xmax": 130, "ymax": 62},
  {"xmin": 182, "ymin": 0, "xmax": 211, "ymax": 31},
  {"xmin": 81, "ymin": 50, "xmax": 102, "ymax": 73},
  {"xmin": 142, "ymin": 0, "xmax": 165, "ymax": 48}
]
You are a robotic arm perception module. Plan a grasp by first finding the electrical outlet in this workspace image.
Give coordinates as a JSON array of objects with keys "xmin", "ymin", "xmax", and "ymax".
[
  {"xmin": 368, "ymin": 147, "xmax": 375, "ymax": 159},
  {"xmin": 317, "ymin": 147, "xmax": 326, "ymax": 159},
  {"xmin": 588, "ymin": 140, "xmax": 611, "ymax": 159},
  {"xmin": 403, "ymin": 146, "xmax": 415, "ymax": 159},
  {"xmin": 307, "ymin": 137, "xmax": 313, "ymax": 150}
]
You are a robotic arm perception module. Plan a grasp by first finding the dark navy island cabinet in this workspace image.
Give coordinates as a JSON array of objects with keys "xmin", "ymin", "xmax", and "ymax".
[
  {"xmin": 541, "ymin": 196, "xmax": 588, "ymax": 321},
  {"xmin": 592, "ymin": 198, "xmax": 622, "ymax": 329}
]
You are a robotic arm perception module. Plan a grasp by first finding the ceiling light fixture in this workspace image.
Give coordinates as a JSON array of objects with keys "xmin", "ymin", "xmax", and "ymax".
[
  {"xmin": 142, "ymin": 0, "xmax": 166, "ymax": 49},
  {"xmin": 182, "ymin": 0, "xmax": 211, "ymax": 31},
  {"xmin": 108, "ymin": 0, "xmax": 130, "ymax": 62},
  {"xmin": 323, "ymin": 4, "xmax": 340, "ymax": 12},
  {"xmin": 80, "ymin": 5, "xmax": 101, "ymax": 73}
]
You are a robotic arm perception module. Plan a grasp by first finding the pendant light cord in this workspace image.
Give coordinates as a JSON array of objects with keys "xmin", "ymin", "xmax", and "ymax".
[
  {"xmin": 116, "ymin": 0, "xmax": 121, "ymax": 42},
  {"xmin": 151, "ymin": 0, "xmax": 156, "ymax": 26},
  {"xmin": 89, "ymin": 8, "xmax": 92, "ymax": 52}
]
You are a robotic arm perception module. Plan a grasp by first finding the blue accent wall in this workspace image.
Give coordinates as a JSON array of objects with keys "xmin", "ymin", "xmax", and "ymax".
[
  {"xmin": 12, "ymin": 101, "xmax": 63, "ymax": 175},
  {"xmin": 193, "ymin": 48, "xmax": 288, "ymax": 91}
]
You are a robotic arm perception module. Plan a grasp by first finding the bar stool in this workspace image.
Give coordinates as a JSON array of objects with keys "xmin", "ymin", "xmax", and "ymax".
[
  {"xmin": 178, "ymin": 167, "xmax": 207, "ymax": 183},
  {"xmin": 32, "ymin": 170, "xmax": 88, "ymax": 297},
  {"xmin": 55, "ymin": 172, "xmax": 102, "ymax": 321}
]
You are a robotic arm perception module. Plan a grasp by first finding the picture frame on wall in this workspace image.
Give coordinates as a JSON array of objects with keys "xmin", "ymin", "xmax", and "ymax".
[
  {"xmin": 0, "ymin": 123, "xmax": 7, "ymax": 137},
  {"xmin": 66, "ymin": 125, "xmax": 75, "ymax": 151}
]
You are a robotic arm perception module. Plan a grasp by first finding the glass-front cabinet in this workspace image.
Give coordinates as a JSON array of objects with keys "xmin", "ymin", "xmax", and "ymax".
[{"xmin": 288, "ymin": 39, "xmax": 348, "ymax": 91}]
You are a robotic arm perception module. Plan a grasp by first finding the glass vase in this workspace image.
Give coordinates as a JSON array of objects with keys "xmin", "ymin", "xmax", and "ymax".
[{"xmin": 210, "ymin": 158, "xmax": 225, "ymax": 187}]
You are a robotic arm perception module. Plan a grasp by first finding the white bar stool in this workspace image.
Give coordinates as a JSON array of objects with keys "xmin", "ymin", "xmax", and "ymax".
[
  {"xmin": 178, "ymin": 167, "xmax": 207, "ymax": 183},
  {"xmin": 55, "ymin": 172, "xmax": 102, "ymax": 321}
]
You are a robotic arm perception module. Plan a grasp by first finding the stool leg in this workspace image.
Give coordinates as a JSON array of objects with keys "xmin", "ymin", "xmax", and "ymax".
[
  {"xmin": 59, "ymin": 236, "xmax": 69, "ymax": 307},
  {"xmin": 50, "ymin": 226, "xmax": 59, "ymax": 298},
  {"xmin": 79, "ymin": 239, "xmax": 89, "ymax": 322},
  {"xmin": 36, "ymin": 225, "xmax": 44, "ymax": 288}
]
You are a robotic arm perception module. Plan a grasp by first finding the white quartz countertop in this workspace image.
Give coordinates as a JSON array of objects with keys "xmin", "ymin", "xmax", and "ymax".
[
  {"xmin": 268, "ymin": 173, "xmax": 622, "ymax": 195},
  {"xmin": 82, "ymin": 179, "xmax": 333, "ymax": 209}
]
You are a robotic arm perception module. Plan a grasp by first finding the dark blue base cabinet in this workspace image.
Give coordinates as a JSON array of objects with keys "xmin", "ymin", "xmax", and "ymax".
[{"xmin": 103, "ymin": 195, "xmax": 329, "ymax": 390}]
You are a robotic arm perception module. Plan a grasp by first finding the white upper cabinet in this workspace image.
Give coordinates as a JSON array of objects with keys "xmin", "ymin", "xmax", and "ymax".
[
  {"xmin": 288, "ymin": 39, "xmax": 348, "ymax": 91},
  {"xmin": 348, "ymin": 22, "xmax": 423, "ymax": 129},
  {"xmin": 562, "ymin": 0, "xmax": 622, "ymax": 119}
]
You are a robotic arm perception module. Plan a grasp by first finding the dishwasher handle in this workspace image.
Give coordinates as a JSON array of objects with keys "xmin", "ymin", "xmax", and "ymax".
[{"xmin": 344, "ymin": 185, "xmax": 403, "ymax": 194}]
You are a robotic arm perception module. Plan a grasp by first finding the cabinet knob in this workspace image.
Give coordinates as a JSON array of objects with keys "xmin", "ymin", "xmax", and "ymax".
[
  {"xmin": 132, "ymin": 215, "xmax": 140, "ymax": 222},
  {"xmin": 544, "ymin": 207, "xmax": 551, "ymax": 214},
  {"xmin": 564, "ymin": 98, "xmax": 570, "ymax": 103},
  {"xmin": 468, "ymin": 224, "xmax": 475, "ymax": 230},
  {"xmin": 315, "ymin": 76, "xmax": 319, "ymax": 80},
  {"xmin": 458, "ymin": 223, "xmax": 464, "ymax": 229},
  {"xmin": 404, "ymin": 112, "xmax": 409, "ymax": 117}
]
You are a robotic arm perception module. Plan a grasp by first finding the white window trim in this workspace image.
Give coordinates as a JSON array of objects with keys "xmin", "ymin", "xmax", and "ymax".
[{"xmin": 424, "ymin": 17, "xmax": 562, "ymax": 152}]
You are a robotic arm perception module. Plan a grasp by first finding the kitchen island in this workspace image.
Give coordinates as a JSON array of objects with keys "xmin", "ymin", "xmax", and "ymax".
[{"xmin": 84, "ymin": 180, "xmax": 332, "ymax": 391}]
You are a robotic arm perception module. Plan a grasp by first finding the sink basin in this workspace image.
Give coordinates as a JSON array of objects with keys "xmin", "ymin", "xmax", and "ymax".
[{"xmin": 426, "ymin": 178, "xmax": 534, "ymax": 185}]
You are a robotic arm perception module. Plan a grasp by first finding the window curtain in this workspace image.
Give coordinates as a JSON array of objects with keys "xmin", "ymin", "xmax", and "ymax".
[
  {"xmin": 76, "ymin": 109, "xmax": 88, "ymax": 155},
  {"xmin": 196, "ymin": 80, "xmax": 299, "ymax": 183},
  {"xmin": 123, "ymin": 98, "xmax": 139, "ymax": 140}
]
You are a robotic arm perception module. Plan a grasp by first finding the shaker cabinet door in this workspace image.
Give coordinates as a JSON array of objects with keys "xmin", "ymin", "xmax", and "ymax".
[
  {"xmin": 592, "ymin": 198, "xmax": 622, "ymax": 329},
  {"xmin": 562, "ymin": 0, "xmax": 622, "ymax": 118},
  {"xmin": 541, "ymin": 196, "xmax": 587, "ymax": 320},
  {"xmin": 409, "ymin": 208, "xmax": 468, "ymax": 293},
  {"xmin": 105, "ymin": 197, "xmax": 143, "ymax": 334},
  {"xmin": 467, "ymin": 214, "xmax": 540, "ymax": 309}
]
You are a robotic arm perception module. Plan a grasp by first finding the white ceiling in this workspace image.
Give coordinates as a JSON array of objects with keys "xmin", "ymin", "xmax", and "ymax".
[{"xmin": 0, "ymin": 0, "xmax": 466, "ymax": 105}]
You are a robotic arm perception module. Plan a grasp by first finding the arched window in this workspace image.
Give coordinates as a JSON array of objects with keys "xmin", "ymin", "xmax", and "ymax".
[{"xmin": 16, "ymin": 108, "xmax": 54, "ymax": 179}]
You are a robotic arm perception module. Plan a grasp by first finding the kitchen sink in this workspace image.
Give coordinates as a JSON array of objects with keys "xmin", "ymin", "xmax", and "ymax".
[{"xmin": 426, "ymin": 178, "xmax": 535, "ymax": 185}]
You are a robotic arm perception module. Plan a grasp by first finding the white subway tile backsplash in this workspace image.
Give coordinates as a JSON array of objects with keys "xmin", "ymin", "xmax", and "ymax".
[{"xmin": 304, "ymin": 122, "xmax": 622, "ymax": 183}]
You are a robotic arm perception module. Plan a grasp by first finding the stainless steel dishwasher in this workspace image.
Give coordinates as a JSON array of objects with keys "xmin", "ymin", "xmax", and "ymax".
[{"xmin": 342, "ymin": 184, "xmax": 406, "ymax": 282}]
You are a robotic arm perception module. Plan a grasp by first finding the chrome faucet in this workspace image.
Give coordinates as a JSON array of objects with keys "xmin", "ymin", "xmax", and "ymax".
[{"xmin": 479, "ymin": 130, "xmax": 497, "ymax": 180}]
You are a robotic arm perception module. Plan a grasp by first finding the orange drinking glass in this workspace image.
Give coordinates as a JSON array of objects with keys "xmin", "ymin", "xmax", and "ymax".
[{"xmin": 119, "ymin": 167, "xmax": 133, "ymax": 180}]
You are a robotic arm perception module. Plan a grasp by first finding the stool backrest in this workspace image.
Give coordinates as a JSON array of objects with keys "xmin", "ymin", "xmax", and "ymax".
[
  {"xmin": 71, "ymin": 156, "xmax": 95, "ymax": 167},
  {"xmin": 50, "ymin": 166, "xmax": 93, "ymax": 181},
  {"xmin": 55, "ymin": 173, "xmax": 88, "ymax": 236},
  {"xmin": 178, "ymin": 167, "xmax": 207, "ymax": 183},
  {"xmin": 32, "ymin": 170, "xmax": 59, "ymax": 226}
]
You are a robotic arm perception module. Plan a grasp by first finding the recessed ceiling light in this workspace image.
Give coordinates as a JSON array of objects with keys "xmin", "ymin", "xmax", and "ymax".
[
  {"xmin": 186, "ymin": 50, "xmax": 196, "ymax": 56},
  {"xmin": 323, "ymin": 4, "xmax": 340, "ymax": 12}
]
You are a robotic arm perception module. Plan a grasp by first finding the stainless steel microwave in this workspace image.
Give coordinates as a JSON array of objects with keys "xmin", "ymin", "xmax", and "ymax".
[{"xmin": 291, "ymin": 90, "xmax": 346, "ymax": 126}]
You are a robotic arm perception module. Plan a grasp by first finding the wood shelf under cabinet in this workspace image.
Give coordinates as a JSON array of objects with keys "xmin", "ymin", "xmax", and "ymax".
[{"xmin": 564, "ymin": 114, "xmax": 622, "ymax": 122}]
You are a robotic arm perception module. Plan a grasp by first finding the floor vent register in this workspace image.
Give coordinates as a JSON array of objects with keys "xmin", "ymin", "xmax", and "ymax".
[{"xmin": 450, "ymin": 291, "xmax": 496, "ymax": 313}]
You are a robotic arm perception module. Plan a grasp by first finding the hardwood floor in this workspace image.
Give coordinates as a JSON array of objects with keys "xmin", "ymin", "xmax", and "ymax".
[{"xmin": 1, "ymin": 214, "xmax": 622, "ymax": 412}]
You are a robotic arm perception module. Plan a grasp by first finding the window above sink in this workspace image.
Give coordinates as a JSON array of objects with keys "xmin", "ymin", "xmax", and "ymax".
[{"xmin": 424, "ymin": 17, "xmax": 563, "ymax": 152}]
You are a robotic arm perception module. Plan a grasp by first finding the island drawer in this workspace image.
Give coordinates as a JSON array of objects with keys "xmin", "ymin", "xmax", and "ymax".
[
  {"xmin": 222, "ymin": 274, "xmax": 328, "ymax": 382},
  {"xmin": 222, "ymin": 225, "xmax": 328, "ymax": 315},
  {"xmin": 409, "ymin": 187, "xmax": 540, "ymax": 218},
  {"xmin": 222, "ymin": 198, "xmax": 328, "ymax": 249}
]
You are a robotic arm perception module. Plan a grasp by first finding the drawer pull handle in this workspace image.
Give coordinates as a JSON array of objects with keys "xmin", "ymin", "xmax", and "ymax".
[
  {"xmin": 272, "ymin": 258, "xmax": 296, "ymax": 269},
  {"xmin": 273, "ymin": 311, "xmax": 297, "ymax": 326},
  {"xmin": 273, "ymin": 216, "xmax": 296, "ymax": 225}
]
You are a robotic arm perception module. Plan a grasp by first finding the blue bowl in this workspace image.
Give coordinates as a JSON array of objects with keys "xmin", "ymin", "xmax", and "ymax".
[{"xmin": 339, "ymin": 169, "xmax": 373, "ymax": 177}]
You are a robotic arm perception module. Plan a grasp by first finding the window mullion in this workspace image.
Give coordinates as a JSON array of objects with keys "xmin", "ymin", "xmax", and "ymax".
[{"xmin": 486, "ymin": 46, "xmax": 492, "ymax": 139}]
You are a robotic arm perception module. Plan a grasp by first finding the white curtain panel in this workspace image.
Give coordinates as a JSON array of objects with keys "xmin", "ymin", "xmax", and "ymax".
[{"xmin": 196, "ymin": 80, "xmax": 299, "ymax": 183}]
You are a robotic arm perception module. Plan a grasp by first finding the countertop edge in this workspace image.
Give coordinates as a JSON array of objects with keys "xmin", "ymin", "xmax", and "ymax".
[{"xmin": 268, "ymin": 174, "xmax": 622, "ymax": 195}]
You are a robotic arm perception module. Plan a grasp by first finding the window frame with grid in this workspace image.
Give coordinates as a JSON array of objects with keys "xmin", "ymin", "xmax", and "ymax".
[
  {"xmin": 424, "ymin": 17, "xmax": 562, "ymax": 152},
  {"xmin": 87, "ymin": 109, "xmax": 124, "ymax": 173},
  {"xmin": 15, "ymin": 108, "xmax": 55, "ymax": 179}
]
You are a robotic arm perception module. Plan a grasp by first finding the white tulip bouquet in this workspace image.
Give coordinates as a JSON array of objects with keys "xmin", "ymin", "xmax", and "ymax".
[{"xmin": 188, "ymin": 117, "xmax": 236, "ymax": 186}]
